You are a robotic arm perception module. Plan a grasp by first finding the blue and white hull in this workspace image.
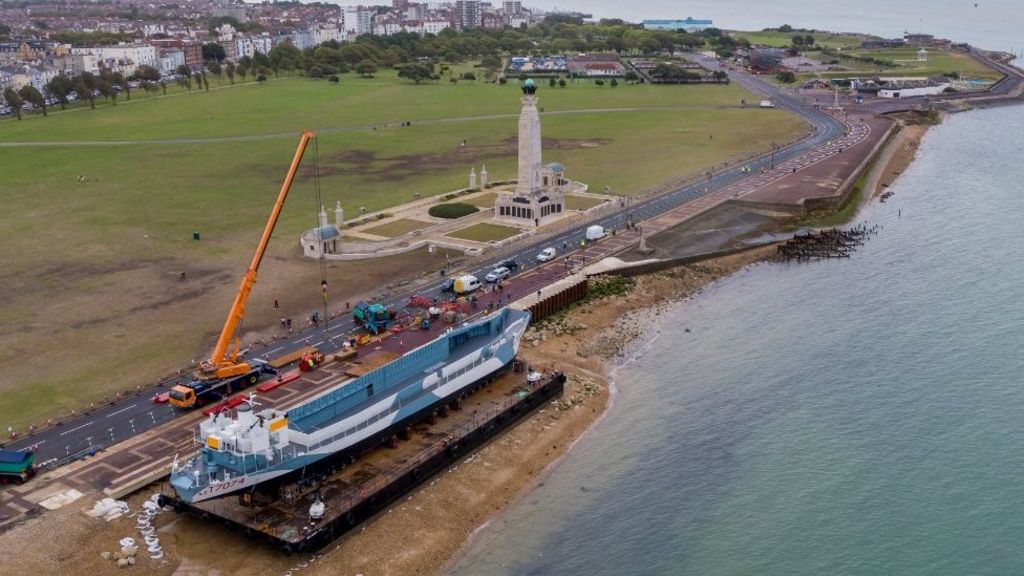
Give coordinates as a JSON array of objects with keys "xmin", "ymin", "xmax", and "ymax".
[{"xmin": 171, "ymin": 308, "xmax": 529, "ymax": 504}]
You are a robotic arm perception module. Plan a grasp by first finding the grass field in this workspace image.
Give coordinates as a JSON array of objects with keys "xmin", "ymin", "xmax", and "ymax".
[
  {"xmin": 465, "ymin": 192, "xmax": 499, "ymax": 208},
  {"xmin": 446, "ymin": 222, "xmax": 522, "ymax": 243},
  {"xmin": 565, "ymin": 195, "xmax": 607, "ymax": 211},
  {"xmin": 731, "ymin": 30, "xmax": 869, "ymax": 49},
  {"xmin": 362, "ymin": 218, "xmax": 434, "ymax": 237},
  {"xmin": 839, "ymin": 48, "xmax": 1003, "ymax": 81},
  {"xmin": 0, "ymin": 71, "xmax": 807, "ymax": 431}
]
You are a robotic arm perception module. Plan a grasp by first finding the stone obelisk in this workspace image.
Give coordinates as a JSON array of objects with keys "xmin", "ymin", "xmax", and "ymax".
[{"xmin": 516, "ymin": 78, "xmax": 542, "ymax": 196}]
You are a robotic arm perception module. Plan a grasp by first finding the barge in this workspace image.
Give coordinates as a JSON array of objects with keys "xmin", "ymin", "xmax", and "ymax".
[{"xmin": 159, "ymin": 369, "xmax": 565, "ymax": 552}]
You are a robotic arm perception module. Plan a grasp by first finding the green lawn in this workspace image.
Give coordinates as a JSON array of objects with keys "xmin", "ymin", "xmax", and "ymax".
[
  {"xmin": 566, "ymin": 195, "xmax": 607, "ymax": 211},
  {"xmin": 362, "ymin": 218, "xmax": 434, "ymax": 237},
  {"xmin": 0, "ymin": 70, "xmax": 762, "ymax": 142},
  {"xmin": 465, "ymin": 191, "xmax": 499, "ymax": 208},
  {"xmin": 446, "ymin": 222, "xmax": 521, "ymax": 242},
  {"xmin": 731, "ymin": 30, "xmax": 869, "ymax": 49},
  {"xmin": 838, "ymin": 48, "xmax": 1003, "ymax": 81},
  {"xmin": 0, "ymin": 73, "xmax": 807, "ymax": 431}
]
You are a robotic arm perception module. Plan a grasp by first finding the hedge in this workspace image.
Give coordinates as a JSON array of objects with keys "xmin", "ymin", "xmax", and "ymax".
[{"xmin": 429, "ymin": 203, "xmax": 479, "ymax": 219}]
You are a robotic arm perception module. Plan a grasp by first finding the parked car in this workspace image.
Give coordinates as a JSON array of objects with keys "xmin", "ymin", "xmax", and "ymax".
[
  {"xmin": 440, "ymin": 278, "xmax": 455, "ymax": 293},
  {"xmin": 0, "ymin": 106, "xmax": 11, "ymax": 116},
  {"xmin": 536, "ymin": 247, "xmax": 557, "ymax": 262},
  {"xmin": 759, "ymin": 100, "xmax": 775, "ymax": 108},
  {"xmin": 485, "ymin": 267, "xmax": 511, "ymax": 283},
  {"xmin": 585, "ymin": 225, "xmax": 606, "ymax": 241},
  {"xmin": 498, "ymin": 259, "xmax": 519, "ymax": 271}
]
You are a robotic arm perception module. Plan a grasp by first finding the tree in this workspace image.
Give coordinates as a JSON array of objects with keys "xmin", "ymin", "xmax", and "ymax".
[
  {"xmin": 462, "ymin": 71, "xmax": 475, "ymax": 81},
  {"xmin": 44, "ymin": 75, "xmax": 74, "ymax": 109},
  {"xmin": 96, "ymin": 80, "xmax": 118, "ymax": 105},
  {"xmin": 624, "ymin": 70, "xmax": 639, "ymax": 83},
  {"xmin": 236, "ymin": 62, "xmax": 248, "ymax": 81},
  {"xmin": 202, "ymin": 43, "xmax": 226, "ymax": 62},
  {"xmin": 160, "ymin": 81, "xmax": 167, "ymax": 95},
  {"xmin": 257, "ymin": 74, "xmax": 267, "ymax": 84},
  {"xmin": 776, "ymin": 70, "xmax": 796, "ymax": 83},
  {"xmin": 3, "ymin": 87, "xmax": 23, "ymax": 120},
  {"xmin": 175, "ymin": 64, "xmax": 192, "ymax": 90},
  {"xmin": 328, "ymin": 74, "xmax": 340, "ymax": 85},
  {"xmin": 132, "ymin": 65, "xmax": 161, "ymax": 82},
  {"xmin": 595, "ymin": 79, "xmax": 605, "ymax": 86},
  {"xmin": 804, "ymin": 34, "xmax": 815, "ymax": 47},
  {"xmin": 268, "ymin": 42, "xmax": 302, "ymax": 72},
  {"xmin": 356, "ymin": 59, "xmax": 378, "ymax": 78},
  {"xmin": 610, "ymin": 77, "xmax": 618, "ymax": 87},
  {"xmin": 792, "ymin": 34, "xmax": 805, "ymax": 48},
  {"xmin": 201, "ymin": 71, "xmax": 210, "ymax": 91},
  {"xmin": 549, "ymin": 76, "xmax": 556, "ymax": 87},
  {"xmin": 558, "ymin": 78, "xmax": 567, "ymax": 87},
  {"xmin": 397, "ymin": 63, "xmax": 433, "ymax": 84},
  {"xmin": 112, "ymin": 71, "xmax": 131, "ymax": 100},
  {"xmin": 73, "ymin": 77, "xmax": 96, "ymax": 109},
  {"xmin": 18, "ymin": 85, "xmax": 46, "ymax": 116},
  {"xmin": 225, "ymin": 61, "xmax": 236, "ymax": 84},
  {"xmin": 206, "ymin": 60, "xmax": 222, "ymax": 82},
  {"xmin": 140, "ymin": 80, "xmax": 159, "ymax": 96}
]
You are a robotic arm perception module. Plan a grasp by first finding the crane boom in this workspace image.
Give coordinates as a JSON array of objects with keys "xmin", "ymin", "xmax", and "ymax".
[{"xmin": 199, "ymin": 130, "xmax": 316, "ymax": 379}]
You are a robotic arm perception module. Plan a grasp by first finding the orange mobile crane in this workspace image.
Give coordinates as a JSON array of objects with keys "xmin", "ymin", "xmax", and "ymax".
[{"xmin": 169, "ymin": 130, "xmax": 316, "ymax": 409}]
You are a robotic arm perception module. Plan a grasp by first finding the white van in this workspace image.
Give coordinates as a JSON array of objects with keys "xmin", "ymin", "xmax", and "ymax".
[
  {"xmin": 759, "ymin": 100, "xmax": 775, "ymax": 108},
  {"xmin": 585, "ymin": 225, "xmax": 606, "ymax": 241},
  {"xmin": 453, "ymin": 274, "xmax": 481, "ymax": 294}
]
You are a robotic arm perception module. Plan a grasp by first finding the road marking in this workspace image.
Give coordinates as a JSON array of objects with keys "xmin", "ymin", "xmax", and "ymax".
[
  {"xmin": 313, "ymin": 341, "xmax": 324, "ymax": 347},
  {"xmin": 266, "ymin": 346, "xmax": 283, "ymax": 354},
  {"xmin": 60, "ymin": 421, "xmax": 95, "ymax": 437},
  {"xmin": 296, "ymin": 335, "xmax": 314, "ymax": 343},
  {"xmin": 106, "ymin": 404, "xmax": 138, "ymax": 418}
]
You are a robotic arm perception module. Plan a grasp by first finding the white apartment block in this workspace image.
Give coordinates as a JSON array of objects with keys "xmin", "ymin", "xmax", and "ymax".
[
  {"xmin": 343, "ymin": 7, "xmax": 373, "ymax": 37},
  {"xmin": 423, "ymin": 19, "xmax": 451, "ymax": 35},
  {"xmin": 70, "ymin": 43, "xmax": 158, "ymax": 76},
  {"xmin": 158, "ymin": 49, "xmax": 185, "ymax": 75},
  {"xmin": 312, "ymin": 23, "xmax": 343, "ymax": 45}
]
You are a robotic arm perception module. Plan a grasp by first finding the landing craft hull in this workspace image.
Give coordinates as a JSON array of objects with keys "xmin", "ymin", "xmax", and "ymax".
[
  {"xmin": 171, "ymin": 308, "xmax": 529, "ymax": 504},
  {"xmin": 191, "ymin": 360, "xmax": 514, "ymax": 503}
]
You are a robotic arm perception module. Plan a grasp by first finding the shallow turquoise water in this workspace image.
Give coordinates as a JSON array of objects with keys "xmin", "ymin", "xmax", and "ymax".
[{"xmin": 451, "ymin": 105, "xmax": 1024, "ymax": 574}]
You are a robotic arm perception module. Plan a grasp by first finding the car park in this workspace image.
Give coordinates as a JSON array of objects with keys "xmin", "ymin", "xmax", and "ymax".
[
  {"xmin": 485, "ymin": 267, "xmax": 511, "ymax": 283},
  {"xmin": 536, "ymin": 247, "xmax": 557, "ymax": 262}
]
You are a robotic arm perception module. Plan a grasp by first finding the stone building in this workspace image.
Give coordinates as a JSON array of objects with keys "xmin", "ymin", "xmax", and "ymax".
[
  {"xmin": 494, "ymin": 79, "xmax": 566, "ymax": 227},
  {"xmin": 299, "ymin": 201, "xmax": 345, "ymax": 258}
]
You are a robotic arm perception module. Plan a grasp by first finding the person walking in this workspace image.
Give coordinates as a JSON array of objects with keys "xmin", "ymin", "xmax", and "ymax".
[{"xmin": 274, "ymin": 298, "xmax": 279, "ymax": 310}]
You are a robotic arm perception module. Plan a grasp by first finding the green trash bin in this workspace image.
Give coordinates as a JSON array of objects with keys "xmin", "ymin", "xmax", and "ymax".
[{"xmin": 192, "ymin": 230, "xmax": 200, "ymax": 241}]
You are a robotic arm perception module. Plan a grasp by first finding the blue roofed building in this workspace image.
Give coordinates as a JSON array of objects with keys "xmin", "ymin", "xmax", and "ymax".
[
  {"xmin": 642, "ymin": 18, "xmax": 714, "ymax": 32},
  {"xmin": 300, "ymin": 201, "xmax": 345, "ymax": 258}
]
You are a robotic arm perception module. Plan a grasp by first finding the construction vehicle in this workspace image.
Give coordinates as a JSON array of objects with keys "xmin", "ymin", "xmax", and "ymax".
[
  {"xmin": 299, "ymin": 350, "xmax": 325, "ymax": 372},
  {"xmin": 0, "ymin": 449, "xmax": 36, "ymax": 484},
  {"xmin": 352, "ymin": 301, "xmax": 393, "ymax": 334},
  {"xmin": 169, "ymin": 131, "xmax": 316, "ymax": 409}
]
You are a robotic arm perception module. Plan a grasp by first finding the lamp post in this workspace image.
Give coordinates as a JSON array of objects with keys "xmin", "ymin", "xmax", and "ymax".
[{"xmin": 770, "ymin": 141, "xmax": 778, "ymax": 169}]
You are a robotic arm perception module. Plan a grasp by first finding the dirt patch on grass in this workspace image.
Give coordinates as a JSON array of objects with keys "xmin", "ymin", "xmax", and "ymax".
[{"xmin": 306, "ymin": 136, "xmax": 612, "ymax": 183}]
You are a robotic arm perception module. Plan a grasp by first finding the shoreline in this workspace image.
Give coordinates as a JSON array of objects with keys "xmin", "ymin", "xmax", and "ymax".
[{"xmin": 0, "ymin": 115, "xmax": 930, "ymax": 576}]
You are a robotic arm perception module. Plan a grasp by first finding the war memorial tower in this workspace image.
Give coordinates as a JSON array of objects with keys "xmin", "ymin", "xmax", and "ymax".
[{"xmin": 495, "ymin": 79, "xmax": 567, "ymax": 227}]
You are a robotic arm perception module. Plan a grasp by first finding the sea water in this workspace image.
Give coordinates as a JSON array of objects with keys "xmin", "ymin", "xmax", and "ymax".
[
  {"xmin": 451, "ymin": 101, "xmax": 1024, "ymax": 573},
  {"xmin": 535, "ymin": 0, "xmax": 1024, "ymax": 54}
]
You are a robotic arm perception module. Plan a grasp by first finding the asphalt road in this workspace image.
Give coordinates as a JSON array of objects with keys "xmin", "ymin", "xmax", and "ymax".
[{"xmin": 0, "ymin": 67, "xmax": 857, "ymax": 466}]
